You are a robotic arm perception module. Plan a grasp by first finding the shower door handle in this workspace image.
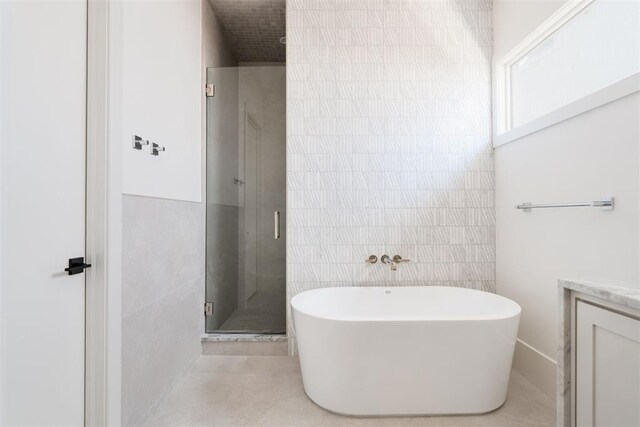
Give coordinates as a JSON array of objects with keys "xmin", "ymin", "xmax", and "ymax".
[{"xmin": 274, "ymin": 211, "xmax": 280, "ymax": 240}]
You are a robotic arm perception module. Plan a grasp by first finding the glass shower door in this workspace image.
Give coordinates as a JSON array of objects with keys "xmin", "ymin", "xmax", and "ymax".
[{"xmin": 205, "ymin": 65, "xmax": 286, "ymax": 334}]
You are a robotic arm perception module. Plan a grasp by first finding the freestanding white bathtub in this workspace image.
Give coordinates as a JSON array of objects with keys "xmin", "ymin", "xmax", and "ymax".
[{"xmin": 291, "ymin": 286, "xmax": 521, "ymax": 416}]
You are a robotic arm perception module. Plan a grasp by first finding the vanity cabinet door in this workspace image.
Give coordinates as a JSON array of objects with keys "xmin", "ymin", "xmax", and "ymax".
[{"xmin": 576, "ymin": 301, "xmax": 640, "ymax": 427}]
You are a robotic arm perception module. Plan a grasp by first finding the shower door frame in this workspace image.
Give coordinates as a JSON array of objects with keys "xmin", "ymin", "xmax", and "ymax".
[{"xmin": 204, "ymin": 65, "xmax": 287, "ymax": 335}]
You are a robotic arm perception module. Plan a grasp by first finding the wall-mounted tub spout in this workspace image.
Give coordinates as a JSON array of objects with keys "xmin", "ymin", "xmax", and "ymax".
[
  {"xmin": 381, "ymin": 254, "xmax": 410, "ymax": 271},
  {"xmin": 380, "ymin": 255, "xmax": 396, "ymax": 271}
]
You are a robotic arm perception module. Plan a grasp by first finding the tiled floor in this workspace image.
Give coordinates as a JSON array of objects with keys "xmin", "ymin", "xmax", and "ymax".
[
  {"xmin": 145, "ymin": 356, "xmax": 555, "ymax": 427},
  {"xmin": 218, "ymin": 287, "xmax": 286, "ymax": 334}
]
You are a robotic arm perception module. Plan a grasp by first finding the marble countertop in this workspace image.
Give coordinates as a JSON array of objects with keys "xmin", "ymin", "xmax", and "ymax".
[
  {"xmin": 201, "ymin": 333, "xmax": 288, "ymax": 342},
  {"xmin": 558, "ymin": 278, "xmax": 640, "ymax": 311}
]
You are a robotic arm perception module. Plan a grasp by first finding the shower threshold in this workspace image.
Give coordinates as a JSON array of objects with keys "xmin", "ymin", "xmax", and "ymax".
[
  {"xmin": 201, "ymin": 333, "xmax": 289, "ymax": 356},
  {"xmin": 208, "ymin": 330, "xmax": 285, "ymax": 335},
  {"xmin": 201, "ymin": 331, "xmax": 288, "ymax": 342},
  {"xmin": 201, "ymin": 333, "xmax": 287, "ymax": 342}
]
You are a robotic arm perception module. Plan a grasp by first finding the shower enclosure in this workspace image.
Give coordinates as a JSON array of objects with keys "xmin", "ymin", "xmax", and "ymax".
[{"xmin": 205, "ymin": 65, "xmax": 286, "ymax": 334}]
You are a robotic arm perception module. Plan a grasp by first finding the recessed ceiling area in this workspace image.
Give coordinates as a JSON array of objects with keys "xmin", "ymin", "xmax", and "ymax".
[{"xmin": 207, "ymin": 0, "xmax": 286, "ymax": 63}]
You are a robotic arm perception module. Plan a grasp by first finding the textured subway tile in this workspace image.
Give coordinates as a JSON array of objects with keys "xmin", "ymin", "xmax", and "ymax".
[
  {"xmin": 465, "ymin": 263, "xmax": 495, "ymax": 281},
  {"xmin": 465, "ymin": 226, "xmax": 495, "ymax": 244},
  {"xmin": 464, "ymin": 171, "xmax": 495, "ymax": 189},
  {"xmin": 468, "ymin": 208, "xmax": 495, "ymax": 226},
  {"xmin": 352, "ymin": 244, "xmax": 386, "ymax": 263},
  {"xmin": 286, "ymin": 0, "xmax": 494, "ymax": 339},
  {"xmin": 466, "ymin": 189, "xmax": 494, "ymax": 207},
  {"xmin": 465, "ymin": 244, "xmax": 495, "ymax": 263}
]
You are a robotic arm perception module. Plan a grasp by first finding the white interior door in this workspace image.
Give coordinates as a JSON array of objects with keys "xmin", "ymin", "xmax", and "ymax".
[{"xmin": 0, "ymin": 1, "xmax": 87, "ymax": 425}]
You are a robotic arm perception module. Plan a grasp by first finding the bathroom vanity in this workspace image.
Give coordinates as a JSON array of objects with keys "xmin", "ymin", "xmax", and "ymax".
[{"xmin": 558, "ymin": 278, "xmax": 640, "ymax": 427}]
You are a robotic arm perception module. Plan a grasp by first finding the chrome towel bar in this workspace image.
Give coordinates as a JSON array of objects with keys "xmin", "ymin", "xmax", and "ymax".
[{"xmin": 516, "ymin": 197, "xmax": 614, "ymax": 212}]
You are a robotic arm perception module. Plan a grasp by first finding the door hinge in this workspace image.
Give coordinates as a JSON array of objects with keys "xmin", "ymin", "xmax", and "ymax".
[
  {"xmin": 205, "ymin": 84, "xmax": 215, "ymax": 98},
  {"xmin": 204, "ymin": 302, "xmax": 213, "ymax": 316}
]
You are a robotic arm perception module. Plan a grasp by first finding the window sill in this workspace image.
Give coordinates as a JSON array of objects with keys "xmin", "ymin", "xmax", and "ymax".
[{"xmin": 494, "ymin": 73, "xmax": 640, "ymax": 148}]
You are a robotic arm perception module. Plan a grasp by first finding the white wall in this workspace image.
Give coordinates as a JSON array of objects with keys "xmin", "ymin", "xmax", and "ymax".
[
  {"xmin": 286, "ymin": 0, "xmax": 494, "ymax": 350},
  {"xmin": 121, "ymin": 0, "xmax": 202, "ymax": 202},
  {"xmin": 116, "ymin": 0, "xmax": 237, "ymax": 424},
  {"xmin": 494, "ymin": 0, "xmax": 640, "ymax": 398},
  {"xmin": 117, "ymin": 0, "xmax": 203, "ymax": 423}
]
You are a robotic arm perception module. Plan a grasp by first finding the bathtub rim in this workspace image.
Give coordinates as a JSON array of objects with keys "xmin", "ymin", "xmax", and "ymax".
[{"xmin": 290, "ymin": 286, "xmax": 522, "ymax": 323}]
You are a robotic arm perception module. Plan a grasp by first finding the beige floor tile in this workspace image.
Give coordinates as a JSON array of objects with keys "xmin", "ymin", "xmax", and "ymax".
[{"xmin": 146, "ymin": 356, "xmax": 555, "ymax": 427}]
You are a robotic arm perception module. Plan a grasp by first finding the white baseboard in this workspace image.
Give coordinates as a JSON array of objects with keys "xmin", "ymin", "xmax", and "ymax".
[{"xmin": 512, "ymin": 339, "xmax": 557, "ymax": 399}]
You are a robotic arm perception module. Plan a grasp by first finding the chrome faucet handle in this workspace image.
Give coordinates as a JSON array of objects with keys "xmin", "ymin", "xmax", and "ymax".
[
  {"xmin": 381, "ymin": 255, "xmax": 397, "ymax": 271},
  {"xmin": 392, "ymin": 255, "xmax": 410, "ymax": 263},
  {"xmin": 365, "ymin": 255, "xmax": 377, "ymax": 264}
]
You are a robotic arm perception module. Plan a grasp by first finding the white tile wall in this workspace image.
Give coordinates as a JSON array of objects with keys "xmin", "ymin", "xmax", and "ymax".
[{"xmin": 286, "ymin": 0, "xmax": 493, "ymax": 342}]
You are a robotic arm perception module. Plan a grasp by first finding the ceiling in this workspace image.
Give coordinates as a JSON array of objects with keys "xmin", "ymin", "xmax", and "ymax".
[{"xmin": 207, "ymin": 0, "xmax": 286, "ymax": 63}]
